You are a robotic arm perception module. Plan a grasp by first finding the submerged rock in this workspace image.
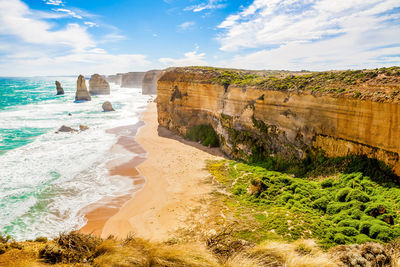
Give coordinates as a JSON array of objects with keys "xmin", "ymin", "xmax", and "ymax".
[
  {"xmin": 102, "ymin": 101, "xmax": 115, "ymax": 112},
  {"xmin": 89, "ymin": 74, "xmax": 110, "ymax": 95},
  {"xmin": 56, "ymin": 125, "xmax": 77, "ymax": 133},
  {"xmin": 75, "ymin": 75, "xmax": 91, "ymax": 101},
  {"xmin": 55, "ymin": 81, "xmax": 64, "ymax": 95}
]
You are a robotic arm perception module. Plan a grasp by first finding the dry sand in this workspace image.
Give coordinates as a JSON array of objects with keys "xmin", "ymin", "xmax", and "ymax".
[{"xmin": 84, "ymin": 102, "xmax": 224, "ymax": 241}]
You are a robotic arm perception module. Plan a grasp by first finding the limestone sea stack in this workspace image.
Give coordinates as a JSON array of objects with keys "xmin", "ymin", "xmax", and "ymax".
[
  {"xmin": 55, "ymin": 81, "xmax": 64, "ymax": 95},
  {"xmin": 142, "ymin": 70, "xmax": 164, "ymax": 95},
  {"xmin": 102, "ymin": 101, "xmax": 115, "ymax": 112},
  {"xmin": 75, "ymin": 75, "xmax": 91, "ymax": 101},
  {"xmin": 89, "ymin": 74, "xmax": 110, "ymax": 95}
]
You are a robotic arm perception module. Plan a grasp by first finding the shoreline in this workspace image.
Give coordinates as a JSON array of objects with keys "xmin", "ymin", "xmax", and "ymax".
[
  {"xmin": 82, "ymin": 102, "xmax": 224, "ymax": 241},
  {"xmin": 79, "ymin": 120, "xmax": 148, "ymax": 236}
]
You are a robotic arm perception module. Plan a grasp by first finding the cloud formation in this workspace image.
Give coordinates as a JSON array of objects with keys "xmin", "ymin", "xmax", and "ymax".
[
  {"xmin": 185, "ymin": 0, "xmax": 226, "ymax": 12},
  {"xmin": 159, "ymin": 46, "xmax": 207, "ymax": 66}
]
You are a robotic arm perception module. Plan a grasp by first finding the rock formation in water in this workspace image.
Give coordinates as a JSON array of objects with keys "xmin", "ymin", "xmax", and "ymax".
[
  {"xmin": 120, "ymin": 72, "xmax": 146, "ymax": 88},
  {"xmin": 102, "ymin": 101, "xmax": 115, "ymax": 112},
  {"xmin": 157, "ymin": 67, "xmax": 400, "ymax": 176},
  {"xmin": 75, "ymin": 75, "xmax": 91, "ymax": 101},
  {"xmin": 142, "ymin": 70, "xmax": 164, "ymax": 95},
  {"xmin": 89, "ymin": 74, "xmax": 110, "ymax": 95},
  {"xmin": 79, "ymin": 125, "xmax": 89, "ymax": 131},
  {"xmin": 56, "ymin": 125, "xmax": 77, "ymax": 133},
  {"xmin": 55, "ymin": 81, "xmax": 64, "ymax": 95}
]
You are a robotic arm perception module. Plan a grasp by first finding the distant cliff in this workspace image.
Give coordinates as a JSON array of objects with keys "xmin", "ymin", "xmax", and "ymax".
[
  {"xmin": 157, "ymin": 66, "xmax": 400, "ymax": 175},
  {"xmin": 142, "ymin": 70, "xmax": 164, "ymax": 95},
  {"xmin": 121, "ymin": 72, "xmax": 145, "ymax": 88},
  {"xmin": 106, "ymin": 74, "xmax": 122, "ymax": 85}
]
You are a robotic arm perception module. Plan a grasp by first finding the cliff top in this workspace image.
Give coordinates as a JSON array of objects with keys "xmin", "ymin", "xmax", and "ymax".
[{"xmin": 160, "ymin": 66, "xmax": 400, "ymax": 103}]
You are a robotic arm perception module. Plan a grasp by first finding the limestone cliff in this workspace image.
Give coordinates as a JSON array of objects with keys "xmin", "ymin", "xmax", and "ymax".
[
  {"xmin": 106, "ymin": 74, "xmax": 123, "ymax": 85},
  {"xmin": 142, "ymin": 70, "xmax": 164, "ymax": 95},
  {"xmin": 75, "ymin": 75, "xmax": 91, "ymax": 101},
  {"xmin": 121, "ymin": 72, "xmax": 145, "ymax": 88},
  {"xmin": 157, "ymin": 67, "xmax": 400, "ymax": 175},
  {"xmin": 89, "ymin": 74, "xmax": 110, "ymax": 95}
]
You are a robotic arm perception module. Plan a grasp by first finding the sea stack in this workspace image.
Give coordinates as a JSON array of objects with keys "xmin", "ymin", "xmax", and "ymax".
[
  {"xmin": 55, "ymin": 81, "xmax": 64, "ymax": 95},
  {"xmin": 89, "ymin": 74, "xmax": 110, "ymax": 95},
  {"xmin": 102, "ymin": 101, "xmax": 115, "ymax": 112},
  {"xmin": 75, "ymin": 75, "xmax": 91, "ymax": 101}
]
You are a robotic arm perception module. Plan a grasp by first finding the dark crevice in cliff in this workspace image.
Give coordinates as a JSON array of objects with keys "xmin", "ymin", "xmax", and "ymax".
[{"xmin": 170, "ymin": 86, "xmax": 183, "ymax": 102}]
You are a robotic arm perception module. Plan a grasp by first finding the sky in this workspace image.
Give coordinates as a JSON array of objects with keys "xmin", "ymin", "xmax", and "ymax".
[{"xmin": 0, "ymin": 0, "xmax": 399, "ymax": 76}]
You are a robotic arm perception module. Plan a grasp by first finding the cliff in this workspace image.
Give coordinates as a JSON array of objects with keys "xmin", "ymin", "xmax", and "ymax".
[
  {"xmin": 142, "ymin": 70, "xmax": 164, "ymax": 95},
  {"xmin": 89, "ymin": 74, "xmax": 110, "ymax": 95},
  {"xmin": 157, "ymin": 66, "xmax": 400, "ymax": 175},
  {"xmin": 120, "ymin": 72, "xmax": 145, "ymax": 88},
  {"xmin": 106, "ymin": 74, "xmax": 122, "ymax": 85}
]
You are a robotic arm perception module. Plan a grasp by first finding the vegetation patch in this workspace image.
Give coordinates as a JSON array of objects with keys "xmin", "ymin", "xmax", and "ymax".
[
  {"xmin": 185, "ymin": 124, "xmax": 219, "ymax": 147},
  {"xmin": 207, "ymin": 160, "xmax": 400, "ymax": 248}
]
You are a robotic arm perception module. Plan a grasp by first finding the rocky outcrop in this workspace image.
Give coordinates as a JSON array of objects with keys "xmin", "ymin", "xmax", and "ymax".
[
  {"xmin": 56, "ymin": 125, "xmax": 77, "ymax": 133},
  {"xmin": 142, "ymin": 70, "xmax": 164, "ymax": 95},
  {"xmin": 55, "ymin": 81, "xmax": 64, "ymax": 95},
  {"xmin": 121, "ymin": 72, "xmax": 146, "ymax": 88},
  {"xmin": 75, "ymin": 75, "xmax": 91, "ymax": 101},
  {"xmin": 102, "ymin": 101, "xmax": 115, "ymax": 112},
  {"xmin": 157, "ymin": 67, "xmax": 400, "ymax": 175},
  {"xmin": 89, "ymin": 74, "xmax": 110, "ymax": 95}
]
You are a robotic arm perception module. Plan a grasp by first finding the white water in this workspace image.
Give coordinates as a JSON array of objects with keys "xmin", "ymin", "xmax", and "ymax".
[{"xmin": 0, "ymin": 80, "xmax": 150, "ymax": 240}]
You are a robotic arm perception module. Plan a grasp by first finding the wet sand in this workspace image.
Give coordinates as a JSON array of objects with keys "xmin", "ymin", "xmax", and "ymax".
[{"xmin": 83, "ymin": 102, "xmax": 224, "ymax": 241}]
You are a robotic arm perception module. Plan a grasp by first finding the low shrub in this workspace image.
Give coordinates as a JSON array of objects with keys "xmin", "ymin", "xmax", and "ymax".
[{"xmin": 185, "ymin": 124, "xmax": 219, "ymax": 147}]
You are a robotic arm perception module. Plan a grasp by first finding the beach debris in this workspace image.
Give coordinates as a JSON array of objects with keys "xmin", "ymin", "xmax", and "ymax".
[
  {"xmin": 79, "ymin": 125, "xmax": 89, "ymax": 131},
  {"xmin": 68, "ymin": 113, "xmax": 72, "ymax": 116},
  {"xmin": 55, "ymin": 81, "xmax": 64, "ymax": 95},
  {"xmin": 75, "ymin": 75, "xmax": 91, "ymax": 102},
  {"xmin": 102, "ymin": 101, "xmax": 115, "ymax": 112},
  {"xmin": 56, "ymin": 125, "xmax": 78, "ymax": 133},
  {"xmin": 89, "ymin": 74, "xmax": 110, "ymax": 95}
]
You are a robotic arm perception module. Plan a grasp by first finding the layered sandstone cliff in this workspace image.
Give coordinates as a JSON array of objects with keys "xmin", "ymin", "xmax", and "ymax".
[
  {"xmin": 142, "ymin": 70, "xmax": 164, "ymax": 95},
  {"xmin": 157, "ymin": 67, "xmax": 400, "ymax": 175},
  {"xmin": 121, "ymin": 72, "xmax": 145, "ymax": 88},
  {"xmin": 89, "ymin": 74, "xmax": 110, "ymax": 95}
]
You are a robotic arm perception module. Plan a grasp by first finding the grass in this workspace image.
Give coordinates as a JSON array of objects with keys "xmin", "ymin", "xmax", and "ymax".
[
  {"xmin": 207, "ymin": 159, "xmax": 400, "ymax": 248},
  {"xmin": 185, "ymin": 124, "xmax": 220, "ymax": 147}
]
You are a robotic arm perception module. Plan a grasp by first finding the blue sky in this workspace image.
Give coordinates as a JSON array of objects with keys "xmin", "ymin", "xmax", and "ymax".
[{"xmin": 0, "ymin": 0, "xmax": 399, "ymax": 76}]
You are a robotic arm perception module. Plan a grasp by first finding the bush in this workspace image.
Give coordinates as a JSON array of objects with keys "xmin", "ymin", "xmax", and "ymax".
[
  {"xmin": 321, "ymin": 179, "xmax": 334, "ymax": 188},
  {"xmin": 334, "ymin": 233, "xmax": 348, "ymax": 244},
  {"xmin": 338, "ymin": 219, "xmax": 360, "ymax": 230},
  {"xmin": 185, "ymin": 124, "xmax": 219, "ymax": 147},
  {"xmin": 345, "ymin": 189, "xmax": 370, "ymax": 203},
  {"xmin": 336, "ymin": 188, "xmax": 351, "ymax": 202},
  {"xmin": 337, "ymin": 227, "xmax": 359, "ymax": 236},
  {"xmin": 369, "ymin": 225, "xmax": 393, "ymax": 241},
  {"xmin": 313, "ymin": 197, "xmax": 329, "ymax": 211}
]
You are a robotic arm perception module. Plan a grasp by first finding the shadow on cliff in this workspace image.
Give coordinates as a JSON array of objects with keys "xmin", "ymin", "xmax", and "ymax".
[{"xmin": 157, "ymin": 125, "xmax": 226, "ymax": 158}]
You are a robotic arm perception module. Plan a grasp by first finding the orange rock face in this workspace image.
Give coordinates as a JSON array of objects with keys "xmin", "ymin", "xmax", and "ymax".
[{"xmin": 157, "ymin": 67, "xmax": 400, "ymax": 175}]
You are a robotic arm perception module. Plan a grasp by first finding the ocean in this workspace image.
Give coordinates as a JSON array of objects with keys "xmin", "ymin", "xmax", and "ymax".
[{"xmin": 0, "ymin": 77, "xmax": 149, "ymax": 241}]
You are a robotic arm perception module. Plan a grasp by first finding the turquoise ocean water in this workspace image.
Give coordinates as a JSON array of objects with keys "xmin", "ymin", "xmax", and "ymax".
[{"xmin": 0, "ymin": 77, "xmax": 149, "ymax": 240}]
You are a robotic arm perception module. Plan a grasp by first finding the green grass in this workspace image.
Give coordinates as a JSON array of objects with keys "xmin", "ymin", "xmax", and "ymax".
[
  {"xmin": 185, "ymin": 124, "xmax": 219, "ymax": 147},
  {"xmin": 207, "ymin": 159, "xmax": 400, "ymax": 248}
]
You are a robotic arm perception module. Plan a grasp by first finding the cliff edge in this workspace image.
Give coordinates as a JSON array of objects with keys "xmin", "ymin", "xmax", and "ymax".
[{"xmin": 157, "ymin": 66, "xmax": 400, "ymax": 175}]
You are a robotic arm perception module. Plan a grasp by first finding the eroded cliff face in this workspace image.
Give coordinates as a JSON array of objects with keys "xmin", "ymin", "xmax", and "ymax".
[
  {"xmin": 142, "ymin": 70, "xmax": 164, "ymax": 95},
  {"xmin": 157, "ymin": 67, "xmax": 400, "ymax": 175},
  {"xmin": 89, "ymin": 74, "xmax": 110, "ymax": 95},
  {"xmin": 121, "ymin": 72, "xmax": 145, "ymax": 88}
]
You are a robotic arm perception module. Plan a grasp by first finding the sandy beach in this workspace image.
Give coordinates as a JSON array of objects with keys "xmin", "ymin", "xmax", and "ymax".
[{"xmin": 82, "ymin": 102, "xmax": 224, "ymax": 241}]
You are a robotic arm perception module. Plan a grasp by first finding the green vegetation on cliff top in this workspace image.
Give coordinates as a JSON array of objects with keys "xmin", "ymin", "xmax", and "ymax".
[{"xmin": 183, "ymin": 66, "xmax": 400, "ymax": 100}]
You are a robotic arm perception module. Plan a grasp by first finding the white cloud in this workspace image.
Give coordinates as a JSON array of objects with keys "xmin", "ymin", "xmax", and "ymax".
[
  {"xmin": 178, "ymin": 21, "xmax": 195, "ymax": 31},
  {"xmin": 54, "ymin": 8, "xmax": 83, "ymax": 19},
  {"xmin": 0, "ymin": 0, "xmax": 151, "ymax": 76},
  {"xmin": 43, "ymin": 0, "xmax": 63, "ymax": 6},
  {"xmin": 217, "ymin": 0, "xmax": 400, "ymax": 69},
  {"xmin": 84, "ymin": 21, "xmax": 98, "ymax": 28},
  {"xmin": 159, "ymin": 46, "xmax": 207, "ymax": 66},
  {"xmin": 185, "ymin": 0, "xmax": 226, "ymax": 12}
]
